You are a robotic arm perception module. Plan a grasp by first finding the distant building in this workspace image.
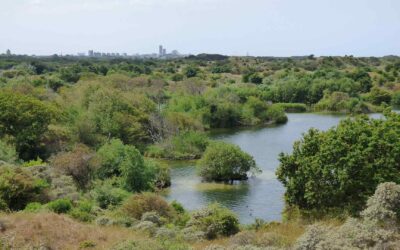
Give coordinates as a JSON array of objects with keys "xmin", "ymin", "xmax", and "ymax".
[
  {"xmin": 162, "ymin": 48, "xmax": 166, "ymax": 56},
  {"xmin": 6, "ymin": 49, "xmax": 11, "ymax": 56},
  {"xmin": 159, "ymin": 45, "xmax": 163, "ymax": 57},
  {"xmin": 88, "ymin": 50, "xmax": 94, "ymax": 57}
]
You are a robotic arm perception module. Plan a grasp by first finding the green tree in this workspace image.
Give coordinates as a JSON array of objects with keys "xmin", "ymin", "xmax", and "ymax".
[
  {"xmin": 0, "ymin": 91, "xmax": 55, "ymax": 160},
  {"xmin": 197, "ymin": 141, "xmax": 258, "ymax": 182},
  {"xmin": 96, "ymin": 139, "xmax": 157, "ymax": 192},
  {"xmin": 277, "ymin": 112, "xmax": 400, "ymax": 214}
]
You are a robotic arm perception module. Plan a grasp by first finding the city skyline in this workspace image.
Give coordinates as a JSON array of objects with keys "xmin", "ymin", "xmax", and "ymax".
[{"xmin": 1, "ymin": 0, "xmax": 399, "ymax": 57}]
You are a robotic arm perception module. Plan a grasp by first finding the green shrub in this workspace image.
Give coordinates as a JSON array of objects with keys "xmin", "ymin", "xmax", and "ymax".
[
  {"xmin": 0, "ymin": 139, "xmax": 17, "ymax": 164},
  {"xmin": 184, "ymin": 66, "xmax": 198, "ymax": 78},
  {"xmin": 391, "ymin": 91, "xmax": 400, "ymax": 107},
  {"xmin": 47, "ymin": 198, "xmax": 73, "ymax": 214},
  {"xmin": 171, "ymin": 200, "xmax": 186, "ymax": 214},
  {"xmin": 22, "ymin": 157, "xmax": 45, "ymax": 167},
  {"xmin": 198, "ymin": 141, "xmax": 258, "ymax": 182},
  {"xmin": 151, "ymin": 160, "xmax": 171, "ymax": 188},
  {"xmin": 0, "ymin": 166, "xmax": 47, "ymax": 211},
  {"xmin": 267, "ymin": 105, "xmax": 288, "ymax": 124},
  {"xmin": 24, "ymin": 202, "xmax": 43, "ymax": 212},
  {"xmin": 275, "ymin": 103, "xmax": 307, "ymax": 113},
  {"xmin": 188, "ymin": 203, "xmax": 240, "ymax": 239},
  {"xmin": 91, "ymin": 180, "xmax": 130, "ymax": 209},
  {"xmin": 145, "ymin": 131, "xmax": 209, "ymax": 160},
  {"xmin": 368, "ymin": 86, "xmax": 392, "ymax": 105},
  {"xmin": 96, "ymin": 139, "xmax": 157, "ymax": 192},
  {"xmin": 122, "ymin": 193, "xmax": 174, "ymax": 220},
  {"xmin": 69, "ymin": 200, "xmax": 95, "ymax": 222}
]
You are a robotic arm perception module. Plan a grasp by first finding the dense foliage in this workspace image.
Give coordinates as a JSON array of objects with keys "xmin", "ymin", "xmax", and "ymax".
[
  {"xmin": 1, "ymin": 54, "xmax": 400, "ymax": 249},
  {"xmin": 277, "ymin": 111, "xmax": 400, "ymax": 214},
  {"xmin": 0, "ymin": 91, "xmax": 55, "ymax": 160},
  {"xmin": 197, "ymin": 141, "xmax": 258, "ymax": 181}
]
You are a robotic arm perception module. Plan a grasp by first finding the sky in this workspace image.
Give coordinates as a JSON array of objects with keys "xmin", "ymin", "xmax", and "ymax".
[{"xmin": 1, "ymin": 0, "xmax": 399, "ymax": 56}]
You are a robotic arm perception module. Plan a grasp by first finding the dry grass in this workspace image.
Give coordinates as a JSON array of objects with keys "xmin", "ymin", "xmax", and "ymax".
[
  {"xmin": 0, "ymin": 212, "xmax": 148, "ymax": 250},
  {"xmin": 0, "ymin": 212, "xmax": 344, "ymax": 250},
  {"xmin": 192, "ymin": 222, "xmax": 306, "ymax": 249}
]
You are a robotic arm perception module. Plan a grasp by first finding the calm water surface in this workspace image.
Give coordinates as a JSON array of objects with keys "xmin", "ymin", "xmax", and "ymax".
[{"xmin": 162, "ymin": 113, "xmax": 384, "ymax": 224}]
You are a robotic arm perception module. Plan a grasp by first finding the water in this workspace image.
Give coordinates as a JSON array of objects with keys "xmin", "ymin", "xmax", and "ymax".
[{"xmin": 162, "ymin": 113, "xmax": 385, "ymax": 224}]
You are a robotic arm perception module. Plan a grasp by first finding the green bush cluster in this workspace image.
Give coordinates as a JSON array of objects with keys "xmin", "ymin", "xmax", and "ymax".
[
  {"xmin": 277, "ymin": 111, "xmax": 400, "ymax": 215},
  {"xmin": 187, "ymin": 203, "xmax": 240, "ymax": 239},
  {"xmin": 145, "ymin": 131, "xmax": 209, "ymax": 160},
  {"xmin": 198, "ymin": 141, "xmax": 259, "ymax": 182}
]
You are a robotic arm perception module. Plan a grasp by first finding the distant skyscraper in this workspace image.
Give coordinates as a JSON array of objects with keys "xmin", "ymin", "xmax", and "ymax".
[
  {"xmin": 162, "ymin": 48, "xmax": 166, "ymax": 56},
  {"xmin": 6, "ymin": 49, "xmax": 11, "ymax": 56},
  {"xmin": 159, "ymin": 45, "xmax": 163, "ymax": 57},
  {"xmin": 88, "ymin": 50, "xmax": 94, "ymax": 57}
]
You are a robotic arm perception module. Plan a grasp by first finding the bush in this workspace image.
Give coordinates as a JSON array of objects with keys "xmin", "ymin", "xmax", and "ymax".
[
  {"xmin": 69, "ymin": 200, "xmax": 95, "ymax": 222},
  {"xmin": 22, "ymin": 157, "xmax": 46, "ymax": 167},
  {"xmin": 122, "ymin": 193, "xmax": 174, "ymax": 220},
  {"xmin": 145, "ymin": 131, "xmax": 209, "ymax": 160},
  {"xmin": 47, "ymin": 198, "xmax": 73, "ymax": 214},
  {"xmin": 277, "ymin": 112, "xmax": 400, "ymax": 214},
  {"xmin": 197, "ymin": 141, "xmax": 258, "ymax": 182},
  {"xmin": 314, "ymin": 91, "xmax": 351, "ymax": 112},
  {"xmin": 0, "ymin": 166, "xmax": 47, "ymax": 211},
  {"xmin": 294, "ymin": 224, "xmax": 330, "ymax": 250},
  {"xmin": 391, "ymin": 91, "xmax": 400, "ymax": 107},
  {"xmin": 91, "ymin": 180, "xmax": 130, "ymax": 209},
  {"xmin": 187, "ymin": 203, "xmax": 240, "ymax": 239},
  {"xmin": 24, "ymin": 202, "xmax": 43, "ymax": 212},
  {"xmin": 171, "ymin": 200, "xmax": 186, "ymax": 214},
  {"xmin": 51, "ymin": 144, "xmax": 95, "ymax": 189},
  {"xmin": 361, "ymin": 182, "xmax": 400, "ymax": 224},
  {"xmin": 274, "ymin": 103, "xmax": 307, "ymax": 113},
  {"xmin": 0, "ymin": 91, "xmax": 56, "ymax": 160},
  {"xmin": 0, "ymin": 139, "xmax": 17, "ymax": 164},
  {"xmin": 151, "ymin": 160, "xmax": 171, "ymax": 189},
  {"xmin": 267, "ymin": 105, "xmax": 288, "ymax": 124},
  {"xmin": 368, "ymin": 86, "xmax": 392, "ymax": 105},
  {"xmin": 96, "ymin": 139, "xmax": 157, "ymax": 192},
  {"xmin": 184, "ymin": 66, "xmax": 198, "ymax": 78}
]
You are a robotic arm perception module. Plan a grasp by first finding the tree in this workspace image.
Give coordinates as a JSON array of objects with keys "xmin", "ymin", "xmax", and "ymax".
[
  {"xmin": 0, "ymin": 91, "xmax": 55, "ymax": 160},
  {"xmin": 197, "ymin": 141, "xmax": 258, "ymax": 182},
  {"xmin": 276, "ymin": 112, "xmax": 400, "ymax": 214},
  {"xmin": 96, "ymin": 139, "xmax": 158, "ymax": 192}
]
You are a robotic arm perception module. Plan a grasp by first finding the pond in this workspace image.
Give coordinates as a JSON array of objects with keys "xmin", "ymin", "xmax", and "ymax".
[{"xmin": 162, "ymin": 113, "xmax": 384, "ymax": 224}]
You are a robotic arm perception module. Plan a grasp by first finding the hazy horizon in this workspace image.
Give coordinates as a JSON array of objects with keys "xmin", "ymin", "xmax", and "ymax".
[{"xmin": 1, "ymin": 0, "xmax": 399, "ymax": 57}]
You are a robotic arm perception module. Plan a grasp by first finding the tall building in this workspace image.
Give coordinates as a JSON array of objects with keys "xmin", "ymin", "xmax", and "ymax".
[
  {"xmin": 88, "ymin": 50, "xmax": 94, "ymax": 57},
  {"xmin": 159, "ymin": 45, "xmax": 163, "ymax": 57},
  {"xmin": 162, "ymin": 48, "xmax": 166, "ymax": 56},
  {"xmin": 6, "ymin": 49, "xmax": 11, "ymax": 56}
]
